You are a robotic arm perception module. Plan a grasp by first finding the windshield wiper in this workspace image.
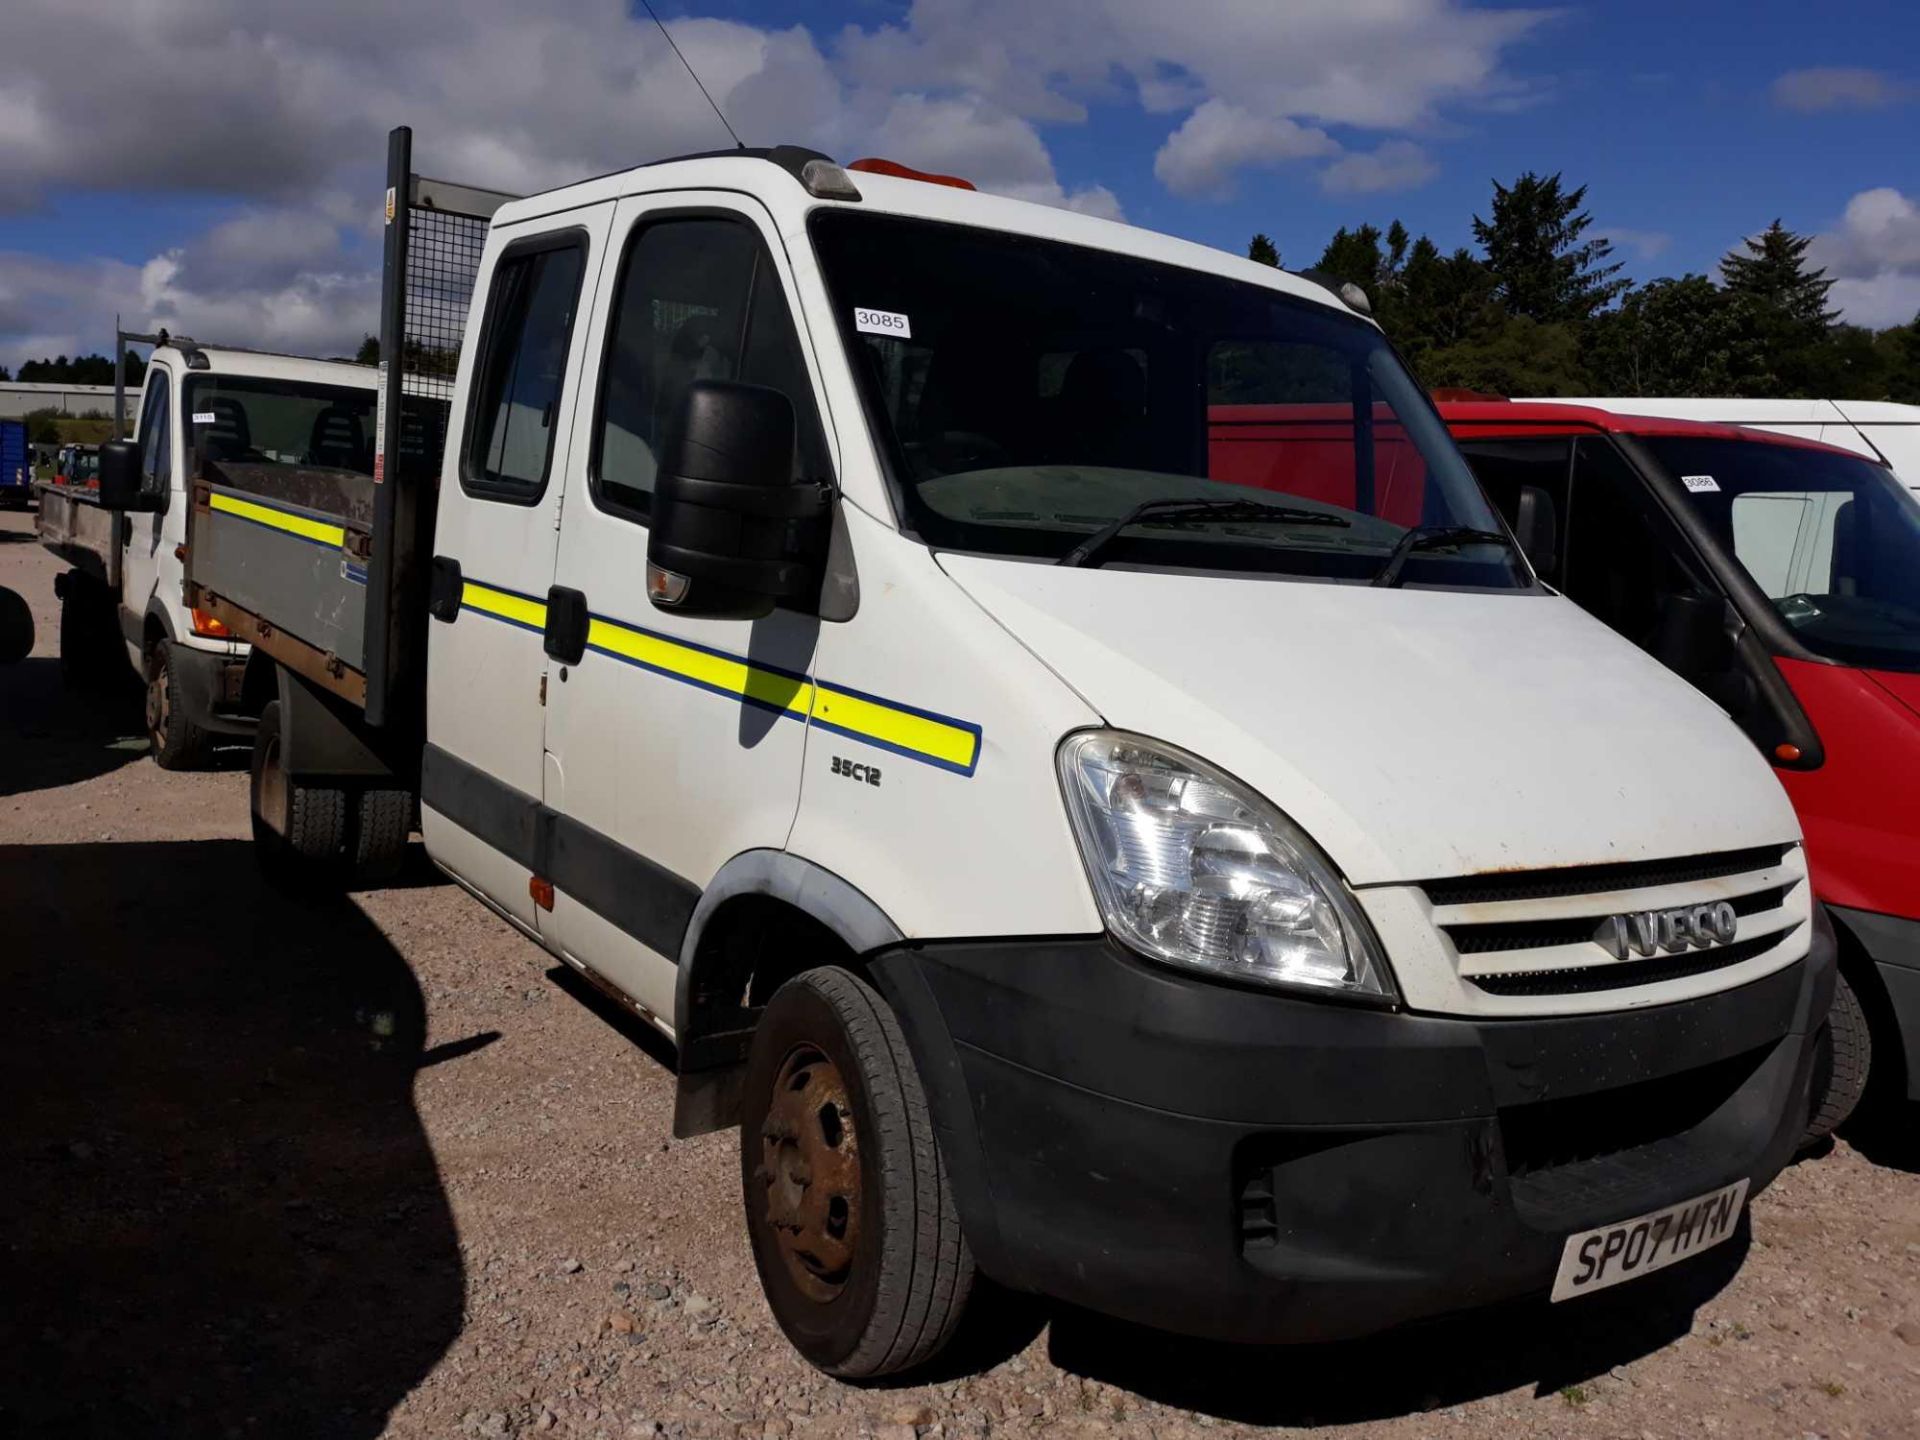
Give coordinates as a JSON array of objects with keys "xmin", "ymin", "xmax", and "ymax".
[
  {"xmin": 1370, "ymin": 526, "xmax": 1517, "ymax": 588},
  {"xmin": 1056, "ymin": 497, "xmax": 1350, "ymax": 569}
]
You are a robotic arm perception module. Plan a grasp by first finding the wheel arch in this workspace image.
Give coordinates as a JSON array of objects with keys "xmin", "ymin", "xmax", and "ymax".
[{"xmin": 671, "ymin": 851, "xmax": 903, "ymax": 1137}]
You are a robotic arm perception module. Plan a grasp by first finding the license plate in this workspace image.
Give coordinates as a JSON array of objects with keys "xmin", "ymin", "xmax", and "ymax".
[{"xmin": 1550, "ymin": 1178, "xmax": 1749, "ymax": 1302}]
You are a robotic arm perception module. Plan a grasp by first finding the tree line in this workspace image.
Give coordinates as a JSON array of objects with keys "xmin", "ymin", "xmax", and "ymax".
[
  {"xmin": 1, "ymin": 352, "xmax": 148, "ymax": 387},
  {"xmin": 1250, "ymin": 172, "xmax": 1920, "ymax": 402}
]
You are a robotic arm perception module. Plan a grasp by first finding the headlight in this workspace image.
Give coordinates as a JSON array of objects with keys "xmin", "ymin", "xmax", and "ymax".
[{"xmin": 1057, "ymin": 731, "xmax": 1395, "ymax": 1003}]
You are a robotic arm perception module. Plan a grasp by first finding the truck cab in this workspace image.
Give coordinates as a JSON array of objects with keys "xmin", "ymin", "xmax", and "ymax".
[
  {"xmin": 188, "ymin": 138, "xmax": 1835, "ymax": 1377},
  {"xmin": 91, "ymin": 342, "xmax": 377, "ymax": 766},
  {"xmin": 1443, "ymin": 400, "xmax": 1920, "ymax": 1119}
]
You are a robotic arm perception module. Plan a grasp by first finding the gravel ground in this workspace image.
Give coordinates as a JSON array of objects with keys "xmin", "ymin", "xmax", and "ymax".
[{"xmin": 4, "ymin": 504, "xmax": 1920, "ymax": 1440}]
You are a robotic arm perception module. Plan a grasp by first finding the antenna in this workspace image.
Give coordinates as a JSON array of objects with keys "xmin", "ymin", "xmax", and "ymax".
[{"xmin": 640, "ymin": 0, "xmax": 746, "ymax": 151}]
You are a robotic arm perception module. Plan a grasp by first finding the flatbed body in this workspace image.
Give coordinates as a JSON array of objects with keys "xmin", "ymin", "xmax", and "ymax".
[{"xmin": 35, "ymin": 481, "xmax": 122, "ymax": 589}]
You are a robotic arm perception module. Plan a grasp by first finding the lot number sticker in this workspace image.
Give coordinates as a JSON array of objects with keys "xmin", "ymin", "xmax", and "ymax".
[
  {"xmin": 854, "ymin": 308, "xmax": 911, "ymax": 339},
  {"xmin": 1682, "ymin": 475, "xmax": 1721, "ymax": 493},
  {"xmin": 192, "ymin": 412, "xmax": 217, "ymax": 424}
]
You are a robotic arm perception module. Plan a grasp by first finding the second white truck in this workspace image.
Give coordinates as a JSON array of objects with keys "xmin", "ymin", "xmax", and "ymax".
[
  {"xmin": 123, "ymin": 129, "xmax": 1835, "ymax": 1376},
  {"xmin": 39, "ymin": 338, "xmax": 378, "ymax": 767}
]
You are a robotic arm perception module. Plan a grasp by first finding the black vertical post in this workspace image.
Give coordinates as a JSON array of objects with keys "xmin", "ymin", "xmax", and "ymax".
[
  {"xmin": 1350, "ymin": 360, "xmax": 1376, "ymax": 517},
  {"xmin": 365, "ymin": 126, "xmax": 412, "ymax": 730}
]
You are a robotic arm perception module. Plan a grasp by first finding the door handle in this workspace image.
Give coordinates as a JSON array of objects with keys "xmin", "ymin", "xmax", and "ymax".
[
  {"xmin": 428, "ymin": 555, "xmax": 463, "ymax": 622},
  {"xmin": 545, "ymin": 585, "xmax": 588, "ymax": 665}
]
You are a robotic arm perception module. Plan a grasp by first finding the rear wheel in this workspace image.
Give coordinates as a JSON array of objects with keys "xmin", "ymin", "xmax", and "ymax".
[
  {"xmin": 741, "ymin": 967, "xmax": 975, "ymax": 1379},
  {"xmin": 146, "ymin": 639, "xmax": 215, "ymax": 770},
  {"xmin": 251, "ymin": 699, "xmax": 347, "ymax": 875},
  {"xmin": 348, "ymin": 787, "xmax": 413, "ymax": 886},
  {"xmin": 1805, "ymin": 970, "xmax": 1872, "ymax": 1145}
]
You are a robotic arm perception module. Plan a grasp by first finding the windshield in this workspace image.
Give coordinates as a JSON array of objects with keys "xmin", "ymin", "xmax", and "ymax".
[
  {"xmin": 1642, "ymin": 436, "xmax": 1920, "ymax": 673},
  {"xmin": 809, "ymin": 211, "xmax": 1524, "ymax": 588}
]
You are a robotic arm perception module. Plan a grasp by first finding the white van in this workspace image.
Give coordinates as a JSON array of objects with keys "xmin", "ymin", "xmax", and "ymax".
[
  {"xmin": 1536, "ymin": 397, "xmax": 1920, "ymax": 493},
  {"xmin": 152, "ymin": 133, "xmax": 1835, "ymax": 1377}
]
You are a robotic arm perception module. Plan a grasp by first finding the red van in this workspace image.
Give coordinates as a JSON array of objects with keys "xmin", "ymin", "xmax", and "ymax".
[{"xmin": 1434, "ymin": 401, "xmax": 1920, "ymax": 1129}]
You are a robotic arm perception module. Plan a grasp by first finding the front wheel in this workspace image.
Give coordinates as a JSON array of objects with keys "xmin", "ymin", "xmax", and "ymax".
[
  {"xmin": 147, "ymin": 640, "xmax": 215, "ymax": 770},
  {"xmin": 1805, "ymin": 970, "xmax": 1873, "ymax": 1145},
  {"xmin": 741, "ymin": 967, "xmax": 975, "ymax": 1378}
]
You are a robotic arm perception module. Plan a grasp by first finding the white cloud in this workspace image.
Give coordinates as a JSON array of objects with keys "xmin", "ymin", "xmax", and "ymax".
[
  {"xmin": 1320, "ymin": 141, "xmax": 1440, "ymax": 196},
  {"xmin": 1154, "ymin": 102, "xmax": 1338, "ymax": 199},
  {"xmin": 0, "ymin": 1, "xmax": 1550, "ymax": 366},
  {"xmin": 1599, "ymin": 226, "xmax": 1673, "ymax": 260},
  {"xmin": 1770, "ymin": 67, "xmax": 1908, "ymax": 113},
  {"xmin": 1807, "ymin": 187, "xmax": 1920, "ymax": 327}
]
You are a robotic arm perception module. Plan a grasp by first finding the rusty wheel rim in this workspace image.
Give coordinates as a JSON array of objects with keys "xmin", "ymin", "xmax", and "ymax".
[{"xmin": 757, "ymin": 1042, "xmax": 861, "ymax": 1303}]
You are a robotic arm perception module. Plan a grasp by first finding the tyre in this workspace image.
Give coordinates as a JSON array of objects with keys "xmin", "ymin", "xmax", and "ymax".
[
  {"xmin": 348, "ymin": 786, "xmax": 413, "ymax": 886},
  {"xmin": 251, "ymin": 699, "xmax": 348, "ymax": 875},
  {"xmin": 741, "ymin": 967, "xmax": 975, "ymax": 1379},
  {"xmin": 146, "ymin": 639, "xmax": 215, "ymax": 770},
  {"xmin": 0, "ymin": 584, "xmax": 32, "ymax": 663},
  {"xmin": 1805, "ymin": 970, "xmax": 1872, "ymax": 1145}
]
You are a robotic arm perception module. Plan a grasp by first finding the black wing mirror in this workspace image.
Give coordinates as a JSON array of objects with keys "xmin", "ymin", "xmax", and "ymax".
[
  {"xmin": 646, "ymin": 381, "xmax": 830, "ymax": 620},
  {"xmin": 1514, "ymin": 483, "xmax": 1559, "ymax": 579},
  {"xmin": 96, "ymin": 438, "xmax": 159, "ymax": 512},
  {"xmin": 1653, "ymin": 591, "xmax": 1738, "ymax": 678}
]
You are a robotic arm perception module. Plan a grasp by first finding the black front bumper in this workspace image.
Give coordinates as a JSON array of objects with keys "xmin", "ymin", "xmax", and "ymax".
[
  {"xmin": 868, "ymin": 917, "xmax": 1833, "ymax": 1345},
  {"xmin": 169, "ymin": 643, "xmax": 255, "ymax": 738}
]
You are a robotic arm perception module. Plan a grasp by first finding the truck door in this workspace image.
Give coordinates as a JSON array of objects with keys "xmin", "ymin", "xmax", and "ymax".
[
  {"xmin": 539, "ymin": 195, "xmax": 832, "ymax": 1021},
  {"xmin": 422, "ymin": 210, "xmax": 612, "ymax": 930},
  {"xmin": 120, "ymin": 366, "xmax": 173, "ymax": 662}
]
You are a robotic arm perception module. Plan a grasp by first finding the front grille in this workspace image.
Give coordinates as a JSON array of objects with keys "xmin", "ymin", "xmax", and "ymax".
[
  {"xmin": 1499, "ymin": 1044, "xmax": 1771, "ymax": 1180},
  {"xmin": 1468, "ymin": 927, "xmax": 1797, "ymax": 997},
  {"xmin": 1447, "ymin": 885, "xmax": 1792, "ymax": 955},
  {"xmin": 1419, "ymin": 845, "xmax": 1791, "ymax": 907}
]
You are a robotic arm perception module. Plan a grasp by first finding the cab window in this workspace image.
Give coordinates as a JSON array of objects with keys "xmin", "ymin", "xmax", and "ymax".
[
  {"xmin": 593, "ymin": 215, "xmax": 829, "ymax": 522},
  {"xmin": 136, "ymin": 371, "xmax": 172, "ymax": 500},
  {"xmin": 464, "ymin": 234, "xmax": 587, "ymax": 500}
]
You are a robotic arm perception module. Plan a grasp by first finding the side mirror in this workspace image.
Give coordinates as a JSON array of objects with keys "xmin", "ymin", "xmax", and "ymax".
[
  {"xmin": 646, "ymin": 381, "xmax": 829, "ymax": 620},
  {"xmin": 96, "ymin": 439, "xmax": 156, "ymax": 512},
  {"xmin": 1514, "ymin": 484, "xmax": 1559, "ymax": 579},
  {"xmin": 1652, "ymin": 591, "xmax": 1737, "ymax": 679}
]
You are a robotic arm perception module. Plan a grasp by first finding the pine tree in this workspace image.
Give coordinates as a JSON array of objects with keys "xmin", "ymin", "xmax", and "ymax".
[
  {"xmin": 1719, "ymin": 221, "xmax": 1838, "ymax": 328},
  {"xmin": 1471, "ymin": 172, "xmax": 1627, "ymax": 324},
  {"xmin": 1247, "ymin": 233, "xmax": 1280, "ymax": 268},
  {"xmin": 1314, "ymin": 224, "xmax": 1386, "ymax": 292}
]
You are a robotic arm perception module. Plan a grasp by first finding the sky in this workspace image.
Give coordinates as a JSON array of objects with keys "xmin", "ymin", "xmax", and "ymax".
[{"xmin": 1, "ymin": 0, "xmax": 1916, "ymax": 373}]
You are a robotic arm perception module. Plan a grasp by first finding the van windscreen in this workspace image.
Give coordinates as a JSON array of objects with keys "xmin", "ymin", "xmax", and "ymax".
[
  {"xmin": 1643, "ymin": 436, "xmax": 1920, "ymax": 673},
  {"xmin": 809, "ymin": 211, "xmax": 1523, "ymax": 588}
]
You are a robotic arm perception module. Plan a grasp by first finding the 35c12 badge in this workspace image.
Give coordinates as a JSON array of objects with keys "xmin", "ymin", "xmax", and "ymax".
[{"xmin": 831, "ymin": 756, "xmax": 881, "ymax": 787}]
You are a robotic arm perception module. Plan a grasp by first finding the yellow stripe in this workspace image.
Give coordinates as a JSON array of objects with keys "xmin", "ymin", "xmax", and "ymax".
[
  {"xmin": 812, "ymin": 684, "xmax": 979, "ymax": 771},
  {"xmin": 453, "ymin": 585, "xmax": 979, "ymax": 773},
  {"xmin": 461, "ymin": 582, "xmax": 549, "ymax": 631},
  {"xmin": 587, "ymin": 617, "xmax": 814, "ymax": 718},
  {"xmin": 209, "ymin": 491, "xmax": 347, "ymax": 548}
]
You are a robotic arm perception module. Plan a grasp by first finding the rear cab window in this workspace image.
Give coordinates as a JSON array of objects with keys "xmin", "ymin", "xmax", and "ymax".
[{"xmin": 463, "ymin": 234, "xmax": 590, "ymax": 502}]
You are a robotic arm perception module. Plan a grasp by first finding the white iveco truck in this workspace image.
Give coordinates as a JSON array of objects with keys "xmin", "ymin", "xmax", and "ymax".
[
  {"xmin": 39, "ymin": 337, "xmax": 377, "ymax": 766},
  {"xmin": 109, "ymin": 128, "xmax": 1833, "ymax": 1376}
]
